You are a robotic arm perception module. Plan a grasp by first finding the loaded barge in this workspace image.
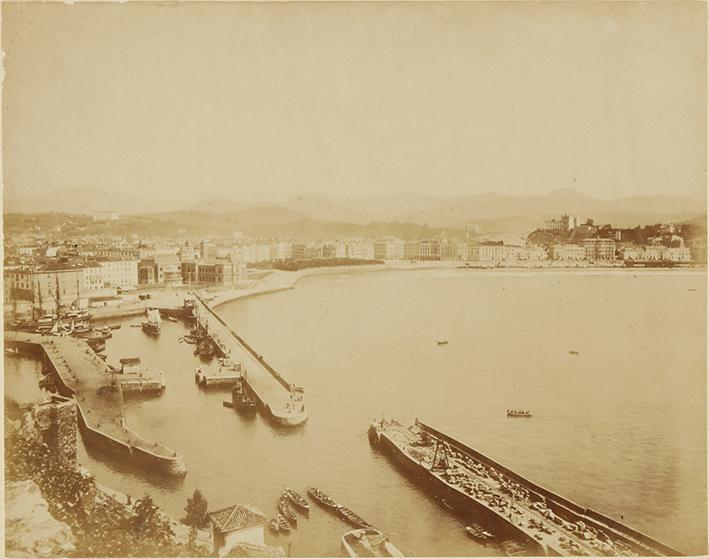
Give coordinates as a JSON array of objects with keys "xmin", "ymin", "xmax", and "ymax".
[{"xmin": 368, "ymin": 419, "xmax": 679, "ymax": 557}]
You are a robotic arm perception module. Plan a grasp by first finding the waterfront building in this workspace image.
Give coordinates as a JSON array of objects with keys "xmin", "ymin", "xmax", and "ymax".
[
  {"xmin": 618, "ymin": 245, "xmax": 645, "ymax": 261},
  {"xmin": 419, "ymin": 239, "xmax": 441, "ymax": 261},
  {"xmin": 504, "ymin": 245, "xmax": 548, "ymax": 261},
  {"xmin": 291, "ymin": 242, "xmax": 307, "ymax": 260},
  {"xmin": 207, "ymin": 504, "xmax": 268, "ymax": 557},
  {"xmin": 404, "ymin": 241, "xmax": 420, "ymax": 260},
  {"xmin": 373, "ymin": 238, "xmax": 405, "ymax": 261},
  {"xmin": 665, "ymin": 247, "xmax": 691, "ymax": 262},
  {"xmin": 346, "ymin": 240, "xmax": 375, "ymax": 260},
  {"xmin": 550, "ymin": 244, "xmax": 585, "ymax": 261},
  {"xmin": 97, "ymin": 259, "xmax": 139, "ymax": 288},
  {"xmin": 269, "ymin": 241, "xmax": 293, "ymax": 261},
  {"xmin": 138, "ymin": 256, "xmax": 183, "ymax": 286},
  {"xmin": 7, "ymin": 263, "xmax": 87, "ymax": 310},
  {"xmin": 322, "ymin": 241, "xmax": 347, "ymax": 259},
  {"xmin": 644, "ymin": 245, "xmax": 667, "ymax": 261},
  {"xmin": 467, "ymin": 241, "xmax": 506, "ymax": 262},
  {"xmin": 180, "ymin": 259, "xmax": 246, "ymax": 287},
  {"xmin": 304, "ymin": 242, "xmax": 324, "ymax": 259},
  {"xmin": 83, "ymin": 263, "xmax": 104, "ymax": 291},
  {"xmin": 582, "ymin": 238, "xmax": 616, "ymax": 261}
]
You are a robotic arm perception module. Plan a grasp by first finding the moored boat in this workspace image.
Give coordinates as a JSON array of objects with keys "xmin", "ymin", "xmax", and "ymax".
[
  {"xmin": 141, "ymin": 309, "xmax": 162, "ymax": 336},
  {"xmin": 307, "ymin": 487, "xmax": 338, "ymax": 510},
  {"xmin": 466, "ymin": 524, "xmax": 494, "ymax": 540},
  {"xmin": 437, "ymin": 340, "xmax": 448, "ymax": 345},
  {"xmin": 341, "ymin": 528, "xmax": 404, "ymax": 558},
  {"xmin": 269, "ymin": 519, "xmax": 280, "ymax": 534},
  {"xmin": 284, "ymin": 487, "xmax": 310, "ymax": 513},
  {"xmin": 278, "ymin": 498, "xmax": 298, "ymax": 526},
  {"xmin": 277, "ymin": 514, "xmax": 291, "ymax": 532},
  {"xmin": 337, "ymin": 506, "xmax": 372, "ymax": 529}
]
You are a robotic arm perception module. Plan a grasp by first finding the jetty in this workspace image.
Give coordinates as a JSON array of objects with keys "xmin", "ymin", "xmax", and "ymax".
[
  {"xmin": 191, "ymin": 294, "xmax": 307, "ymax": 426},
  {"xmin": 4, "ymin": 330, "xmax": 185, "ymax": 476}
]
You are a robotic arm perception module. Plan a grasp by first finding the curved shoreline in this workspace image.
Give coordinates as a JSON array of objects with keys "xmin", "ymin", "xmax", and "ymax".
[{"xmin": 208, "ymin": 260, "xmax": 705, "ymax": 311}]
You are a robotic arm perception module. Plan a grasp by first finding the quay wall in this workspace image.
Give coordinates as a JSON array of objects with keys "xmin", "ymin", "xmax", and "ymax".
[
  {"xmin": 418, "ymin": 422, "xmax": 679, "ymax": 556},
  {"xmin": 194, "ymin": 295, "xmax": 292, "ymax": 392}
]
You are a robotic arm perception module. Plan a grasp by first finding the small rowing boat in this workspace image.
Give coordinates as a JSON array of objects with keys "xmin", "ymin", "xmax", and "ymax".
[
  {"xmin": 337, "ymin": 506, "xmax": 372, "ymax": 529},
  {"xmin": 437, "ymin": 340, "xmax": 448, "ymax": 345},
  {"xmin": 277, "ymin": 514, "xmax": 291, "ymax": 532},
  {"xmin": 284, "ymin": 487, "xmax": 310, "ymax": 513},
  {"xmin": 341, "ymin": 528, "xmax": 404, "ymax": 558},
  {"xmin": 278, "ymin": 498, "xmax": 298, "ymax": 526},
  {"xmin": 308, "ymin": 487, "xmax": 339, "ymax": 510},
  {"xmin": 506, "ymin": 409, "xmax": 532, "ymax": 418},
  {"xmin": 269, "ymin": 519, "xmax": 280, "ymax": 534},
  {"xmin": 465, "ymin": 524, "xmax": 494, "ymax": 540}
]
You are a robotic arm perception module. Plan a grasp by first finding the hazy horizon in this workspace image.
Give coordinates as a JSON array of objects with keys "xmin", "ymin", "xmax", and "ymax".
[{"xmin": 2, "ymin": 2, "xmax": 707, "ymax": 203}]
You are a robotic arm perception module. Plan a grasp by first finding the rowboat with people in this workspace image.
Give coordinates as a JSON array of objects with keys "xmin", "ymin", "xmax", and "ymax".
[{"xmin": 506, "ymin": 409, "xmax": 532, "ymax": 418}]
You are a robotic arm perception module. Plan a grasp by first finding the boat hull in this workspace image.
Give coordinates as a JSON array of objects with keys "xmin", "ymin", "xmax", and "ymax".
[{"xmin": 368, "ymin": 424, "xmax": 545, "ymax": 554}]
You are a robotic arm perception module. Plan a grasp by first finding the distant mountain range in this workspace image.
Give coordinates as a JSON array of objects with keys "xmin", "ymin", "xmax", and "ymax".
[{"xmin": 4, "ymin": 187, "xmax": 705, "ymax": 234}]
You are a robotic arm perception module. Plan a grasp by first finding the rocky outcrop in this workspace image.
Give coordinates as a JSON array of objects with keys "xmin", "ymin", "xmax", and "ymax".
[{"xmin": 5, "ymin": 479, "xmax": 76, "ymax": 557}]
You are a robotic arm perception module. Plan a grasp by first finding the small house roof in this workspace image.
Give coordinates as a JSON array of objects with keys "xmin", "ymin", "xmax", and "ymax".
[
  {"xmin": 208, "ymin": 504, "xmax": 267, "ymax": 534},
  {"xmin": 119, "ymin": 357, "xmax": 141, "ymax": 365}
]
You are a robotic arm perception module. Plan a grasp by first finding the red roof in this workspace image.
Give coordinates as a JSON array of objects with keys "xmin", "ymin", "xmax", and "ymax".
[{"xmin": 208, "ymin": 504, "xmax": 267, "ymax": 533}]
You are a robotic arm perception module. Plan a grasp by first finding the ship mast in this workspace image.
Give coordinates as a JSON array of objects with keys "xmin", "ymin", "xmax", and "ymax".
[{"xmin": 35, "ymin": 280, "xmax": 42, "ymax": 320}]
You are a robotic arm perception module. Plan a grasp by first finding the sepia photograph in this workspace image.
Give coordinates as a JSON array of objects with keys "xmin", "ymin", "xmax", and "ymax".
[{"xmin": 2, "ymin": 1, "xmax": 707, "ymax": 557}]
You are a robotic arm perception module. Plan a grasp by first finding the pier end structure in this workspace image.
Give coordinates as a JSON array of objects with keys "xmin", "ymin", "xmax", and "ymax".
[
  {"xmin": 191, "ymin": 294, "xmax": 307, "ymax": 427},
  {"xmin": 4, "ymin": 331, "xmax": 186, "ymax": 477}
]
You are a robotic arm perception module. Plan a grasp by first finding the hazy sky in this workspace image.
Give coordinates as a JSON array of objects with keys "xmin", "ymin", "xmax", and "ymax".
[{"xmin": 2, "ymin": 1, "xmax": 706, "ymax": 202}]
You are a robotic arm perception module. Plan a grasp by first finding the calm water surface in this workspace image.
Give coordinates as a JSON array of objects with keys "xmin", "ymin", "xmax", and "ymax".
[{"xmin": 5, "ymin": 270, "xmax": 707, "ymax": 556}]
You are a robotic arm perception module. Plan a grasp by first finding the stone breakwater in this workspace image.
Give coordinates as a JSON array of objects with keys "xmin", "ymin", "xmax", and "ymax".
[{"xmin": 5, "ymin": 332, "xmax": 186, "ymax": 476}]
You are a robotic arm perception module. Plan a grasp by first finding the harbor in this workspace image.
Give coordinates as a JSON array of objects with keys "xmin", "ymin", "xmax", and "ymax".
[{"xmin": 4, "ymin": 269, "xmax": 705, "ymax": 556}]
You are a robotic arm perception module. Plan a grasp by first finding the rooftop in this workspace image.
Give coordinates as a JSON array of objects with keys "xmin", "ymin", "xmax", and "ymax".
[{"xmin": 208, "ymin": 504, "xmax": 267, "ymax": 534}]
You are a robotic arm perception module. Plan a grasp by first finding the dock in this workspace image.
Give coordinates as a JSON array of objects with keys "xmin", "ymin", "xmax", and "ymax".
[
  {"xmin": 195, "ymin": 360, "xmax": 242, "ymax": 387},
  {"xmin": 191, "ymin": 294, "xmax": 307, "ymax": 426},
  {"xmin": 4, "ymin": 330, "xmax": 186, "ymax": 476}
]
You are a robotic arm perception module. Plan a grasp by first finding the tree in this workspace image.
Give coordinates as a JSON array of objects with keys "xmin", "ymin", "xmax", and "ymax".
[
  {"xmin": 132, "ymin": 494, "xmax": 175, "ymax": 546},
  {"xmin": 182, "ymin": 488, "xmax": 210, "ymax": 529}
]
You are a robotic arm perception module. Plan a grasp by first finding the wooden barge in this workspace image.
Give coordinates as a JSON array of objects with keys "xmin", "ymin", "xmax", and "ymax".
[{"xmin": 368, "ymin": 419, "xmax": 680, "ymax": 557}]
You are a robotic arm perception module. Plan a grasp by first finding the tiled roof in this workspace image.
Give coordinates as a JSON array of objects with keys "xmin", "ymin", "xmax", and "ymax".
[{"xmin": 208, "ymin": 504, "xmax": 267, "ymax": 533}]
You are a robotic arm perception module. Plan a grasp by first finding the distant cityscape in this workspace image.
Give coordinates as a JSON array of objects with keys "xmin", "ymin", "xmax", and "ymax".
[{"xmin": 4, "ymin": 211, "xmax": 706, "ymax": 316}]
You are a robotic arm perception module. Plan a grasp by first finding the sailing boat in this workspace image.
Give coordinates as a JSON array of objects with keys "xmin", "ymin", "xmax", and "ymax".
[{"xmin": 142, "ymin": 308, "xmax": 162, "ymax": 335}]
